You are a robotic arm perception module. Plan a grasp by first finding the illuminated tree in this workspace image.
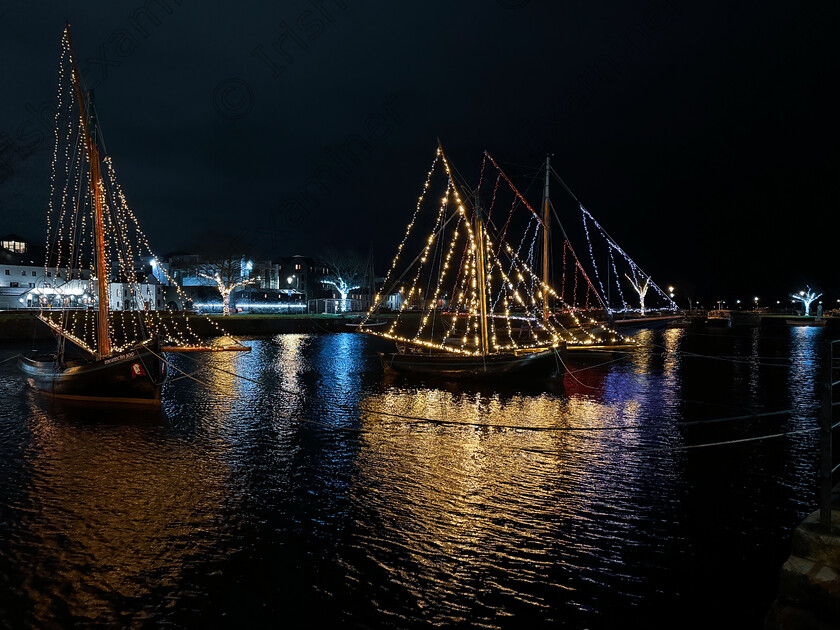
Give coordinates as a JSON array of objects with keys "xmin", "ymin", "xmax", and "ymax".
[
  {"xmin": 625, "ymin": 272, "xmax": 650, "ymax": 315},
  {"xmin": 321, "ymin": 249, "xmax": 365, "ymax": 312},
  {"xmin": 196, "ymin": 256, "xmax": 257, "ymax": 316},
  {"xmin": 792, "ymin": 285, "xmax": 822, "ymax": 316}
]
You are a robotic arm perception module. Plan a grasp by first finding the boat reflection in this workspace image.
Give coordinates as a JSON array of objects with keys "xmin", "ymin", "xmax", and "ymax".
[
  {"xmin": 17, "ymin": 393, "xmax": 230, "ymax": 625},
  {"xmin": 346, "ymin": 361, "xmax": 682, "ymax": 627}
]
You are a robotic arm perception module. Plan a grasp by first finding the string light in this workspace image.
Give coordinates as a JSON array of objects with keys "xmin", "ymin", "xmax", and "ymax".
[
  {"xmin": 362, "ymin": 145, "xmax": 634, "ymax": 357},
  {"xmin": 40, "ymin": 28, "xmax": 245, "ymax": 357}
]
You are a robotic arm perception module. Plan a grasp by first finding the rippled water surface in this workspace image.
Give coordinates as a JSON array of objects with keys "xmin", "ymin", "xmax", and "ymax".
[{"xmin": 0, "ymin": 326, "xmax": 831, "ymax": 628}]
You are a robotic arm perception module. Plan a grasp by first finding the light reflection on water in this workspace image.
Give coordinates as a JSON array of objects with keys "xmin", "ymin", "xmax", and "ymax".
[{"xmin": 0, "ymin": 326, "xmax": 832, "ymax": 628}]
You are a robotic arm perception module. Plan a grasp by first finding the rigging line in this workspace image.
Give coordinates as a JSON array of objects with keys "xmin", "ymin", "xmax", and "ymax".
[
  {"xmin": 549, "ymin": 201, "xmax": 606, "ymax": 311},
  {"xmin": 679, "ymin": 409, "xmax": 794, "ymax": 426},
  {"xmin": 517, "ymin": 426, "xmax": 822, "ymax": 456},
  {"xmin": 0, "ymin": 354, "xmax": 21, "ymax": 365},
  {"xmin": 154, "ymin": 346, "xmax": 600, "ymax": 433},
  {"xmin": 484, "ymin": 152, "xmax": 546, "ymax": 229},
  {"xmin": 631, "ymin": 427, "xmax": 820, "ymax": 453},
  {"xmin": 565, "ymin": 353, "xmax": 634, "ymax": 374},
  {"xmin": 357, "ymin": 406, "xmax": 650, "ymax": 431},
  {"xmin": 147, "ymin": 347, "xmax": 357, "ymax": 432},
  {"xmin": 152, "ymin": 346, "xmax": 305, "ymax": 398},
  {"xmin": 380, "ymin": 207, "xmax": 461, "ymax": 297},
  {"xmin": 548, "ymin": 166, "xmax": 581, "ymax": 204},
  {"xmin": 149, "ymin": 349, "xmax": 819, "ymax": 438},
  {"xmin": 553, "ymin": 347, "xmax": 598, "ymax": 389},
  {"xmin": 653, "ymin": 345, "xmax": 799, "ymax": 368},
  {"xmin": 578, "ymin": 204, "xmax": 675, "ymax": 308}
]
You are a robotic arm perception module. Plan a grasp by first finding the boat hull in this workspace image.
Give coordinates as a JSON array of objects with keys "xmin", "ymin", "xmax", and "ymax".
[
  {"xmin": 380, "ymin": 346, "xmax": 564, "ymax": 379},
  {"xmin": 706, "ymin": 319, "xmax": 732, "ymax": 327},
  {"xmin": 566, "ymin": 344, "xmax": 636, "ymax": 361},
  {"xmin": 611, "ymin": 315, "xmax": 681, "ymax": 331},
  {"xmin": 19, "ymin": 344, "xmax": 165, "ymax": 404},
  {"xmin": 786, "ymin": 318, "xmax": 826, "ymax": 327}
]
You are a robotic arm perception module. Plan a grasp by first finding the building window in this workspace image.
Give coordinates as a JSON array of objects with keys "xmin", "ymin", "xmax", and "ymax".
[
  {"xmin": 3, "ymin": 270, "xmax": 8, "ymax": 275},
  {"xmin": 1, "ymin": 240, "xmax": 26, "ymax": 253},
  {"xmin": 31, "ymin": 271, "xmax": 36, "ymax": 276}
]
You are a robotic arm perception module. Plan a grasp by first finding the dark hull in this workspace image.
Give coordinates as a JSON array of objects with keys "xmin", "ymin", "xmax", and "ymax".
[
  {"xmin": 706, "ymin": 319, "xmax": 732, "ymax": 327},
  {"xmin": 785, "ymin": 318, "xmax": 826, "ymax": 327},
  {"xmin": 566, "ymin": 344, "xmax": 636, "ymax": 361},
  {"xmin": 380, "ymin": 346, "xmax": 564, "ymax": 379},
  {"xmin": 612, "ymin": 315, "xmax": 681, "ymax": 331},
  {"xmin": 19, "ymin": 343, "xmax": 165, "ymax": 404}
]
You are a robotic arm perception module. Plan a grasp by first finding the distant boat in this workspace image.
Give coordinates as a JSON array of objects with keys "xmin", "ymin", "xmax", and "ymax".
[
  {"xmin": 344, "ymin": 316, "xmax": 387, "ymax": 330},
  {"xmin": 611, "ymin": 313, "xmax": 683, "ymax": 331},
  {"xmin": 785, "ymin": 317, "xmax": 826, "ymax": 327},
  {"xmin": 706, "ymin": 310, "xmax": 732, "ymax": 327}
]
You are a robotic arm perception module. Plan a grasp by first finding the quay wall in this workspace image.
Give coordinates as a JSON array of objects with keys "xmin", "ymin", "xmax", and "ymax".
[{"xmin": 0, "ymin": 311, "xmax": 388, "ymax": 342}]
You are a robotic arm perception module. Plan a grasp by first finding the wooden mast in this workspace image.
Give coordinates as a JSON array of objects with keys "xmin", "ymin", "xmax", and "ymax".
[
  {"xmin": 542, "ymin": 155, "xmax": 550, "ymax": 319},
  {"xmin": 66, "ymin": 25, "xmax": 110, "ymax": 358},
  {"xmin": 438, "ymin": 141, "xmax": 489, "ymax": 356},
  {"xmin": 474, "ymin": 189, "xmax": 490, "ymax": 357}
]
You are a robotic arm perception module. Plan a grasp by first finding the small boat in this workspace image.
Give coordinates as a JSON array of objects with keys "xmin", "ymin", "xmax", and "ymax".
[
  {"xmin": 611, "ymin": 314, "xmax": 682, "ymax": 331},
  {"xmin": 344, "ymin": 316, "xmax": 387, "ymax": 330},
  {"xmin": 565, "ymin": 343, "xmax": 636, "ymax": 361},
  {"xmin": 19, "ymin": 342, "xmax": 164, "ymax": 404},
  {"xmin": 706, "ymin": 309, "xmax": 732, "ymax": 327},
  {"xmin": 785, "ymin": 317, "xmax": 826, "ymax": 327}
]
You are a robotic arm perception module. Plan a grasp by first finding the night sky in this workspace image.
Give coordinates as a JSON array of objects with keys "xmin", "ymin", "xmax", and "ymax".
[{"xmin": 0, "ymin": 1, "xmax": 835, "ymax": 306}]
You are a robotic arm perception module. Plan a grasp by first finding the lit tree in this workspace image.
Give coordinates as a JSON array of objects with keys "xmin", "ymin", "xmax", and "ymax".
[
  {"xmin": 792, "ymin": 285, "xmax": 822, "ymax": 316},
  {"xmin": 321, "ymin": 249, "xmax": 366, "ymax": 312},
  {"xmin": 195, "ymin": 255, "xmax": 258, "ymax": 316},
  {"xmin": 625, "ymin": 272, "xmax": 650, "ymax": 315}
]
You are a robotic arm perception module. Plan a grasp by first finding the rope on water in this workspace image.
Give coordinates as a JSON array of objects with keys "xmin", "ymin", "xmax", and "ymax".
[{"xmin": 0, "ymin": 354, "xmax": 21, "ymax": 365}]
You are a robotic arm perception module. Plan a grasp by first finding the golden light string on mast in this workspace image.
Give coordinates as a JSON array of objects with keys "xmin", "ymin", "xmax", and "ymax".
[
  {"xmin": 387, "ymin": 177, "xmax": 452, "ymax": 337},
  {"xmin": 102, "ymin": 158, "xmax": 239, "ymax": 348},
  {"xmin": 410, "ymin": 184, "xmax": 455, "ymax": 341},
  {"xmin": 366, "ymin": 149, "xmax": 442, "ymax": 321},
  {"xmin": 415, "ymin": 213, "xmax": 463, "ymax": 343}
]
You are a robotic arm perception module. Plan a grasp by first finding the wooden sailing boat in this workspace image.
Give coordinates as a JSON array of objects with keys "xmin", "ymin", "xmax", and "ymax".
[
  {"xmin": 364, "ymin": 144, "xmax": 565, "ymax": 379},
  {"xmin": 19, "ymin": 25, "xmax": 245, "ymax": 404}
]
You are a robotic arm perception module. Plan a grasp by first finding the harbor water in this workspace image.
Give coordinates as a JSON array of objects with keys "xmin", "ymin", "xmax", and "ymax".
[{"xmin": 0, "ymin": 326, "xmax": 830, "ymax": 628}]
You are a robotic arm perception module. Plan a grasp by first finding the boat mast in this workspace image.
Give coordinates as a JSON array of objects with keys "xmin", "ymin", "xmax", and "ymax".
[
  {"xmin": 473, "ymin": 189, "xmax": 490, "ymax": 356},
  {"xmin": 67, "ymin": 26, "xmax": 110, "ymax": 358},
  {"xmin": 542, "ymin": 155, "xmax": 551, "ymax": 318}
]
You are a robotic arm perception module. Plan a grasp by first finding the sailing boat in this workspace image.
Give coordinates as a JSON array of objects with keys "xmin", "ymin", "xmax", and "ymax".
[
  {"xmin": 19, "ymin": 25, "xmax": 245, "ymax": 404},
  {"xmin": 363, "ymin": 144, "xmax": 564, "ymax": 379}
]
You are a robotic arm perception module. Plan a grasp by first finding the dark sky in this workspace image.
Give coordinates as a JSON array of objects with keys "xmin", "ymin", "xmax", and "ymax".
[{"xmin": 0, "ymin": 0, "xmax": 835, "ymax": 305}]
